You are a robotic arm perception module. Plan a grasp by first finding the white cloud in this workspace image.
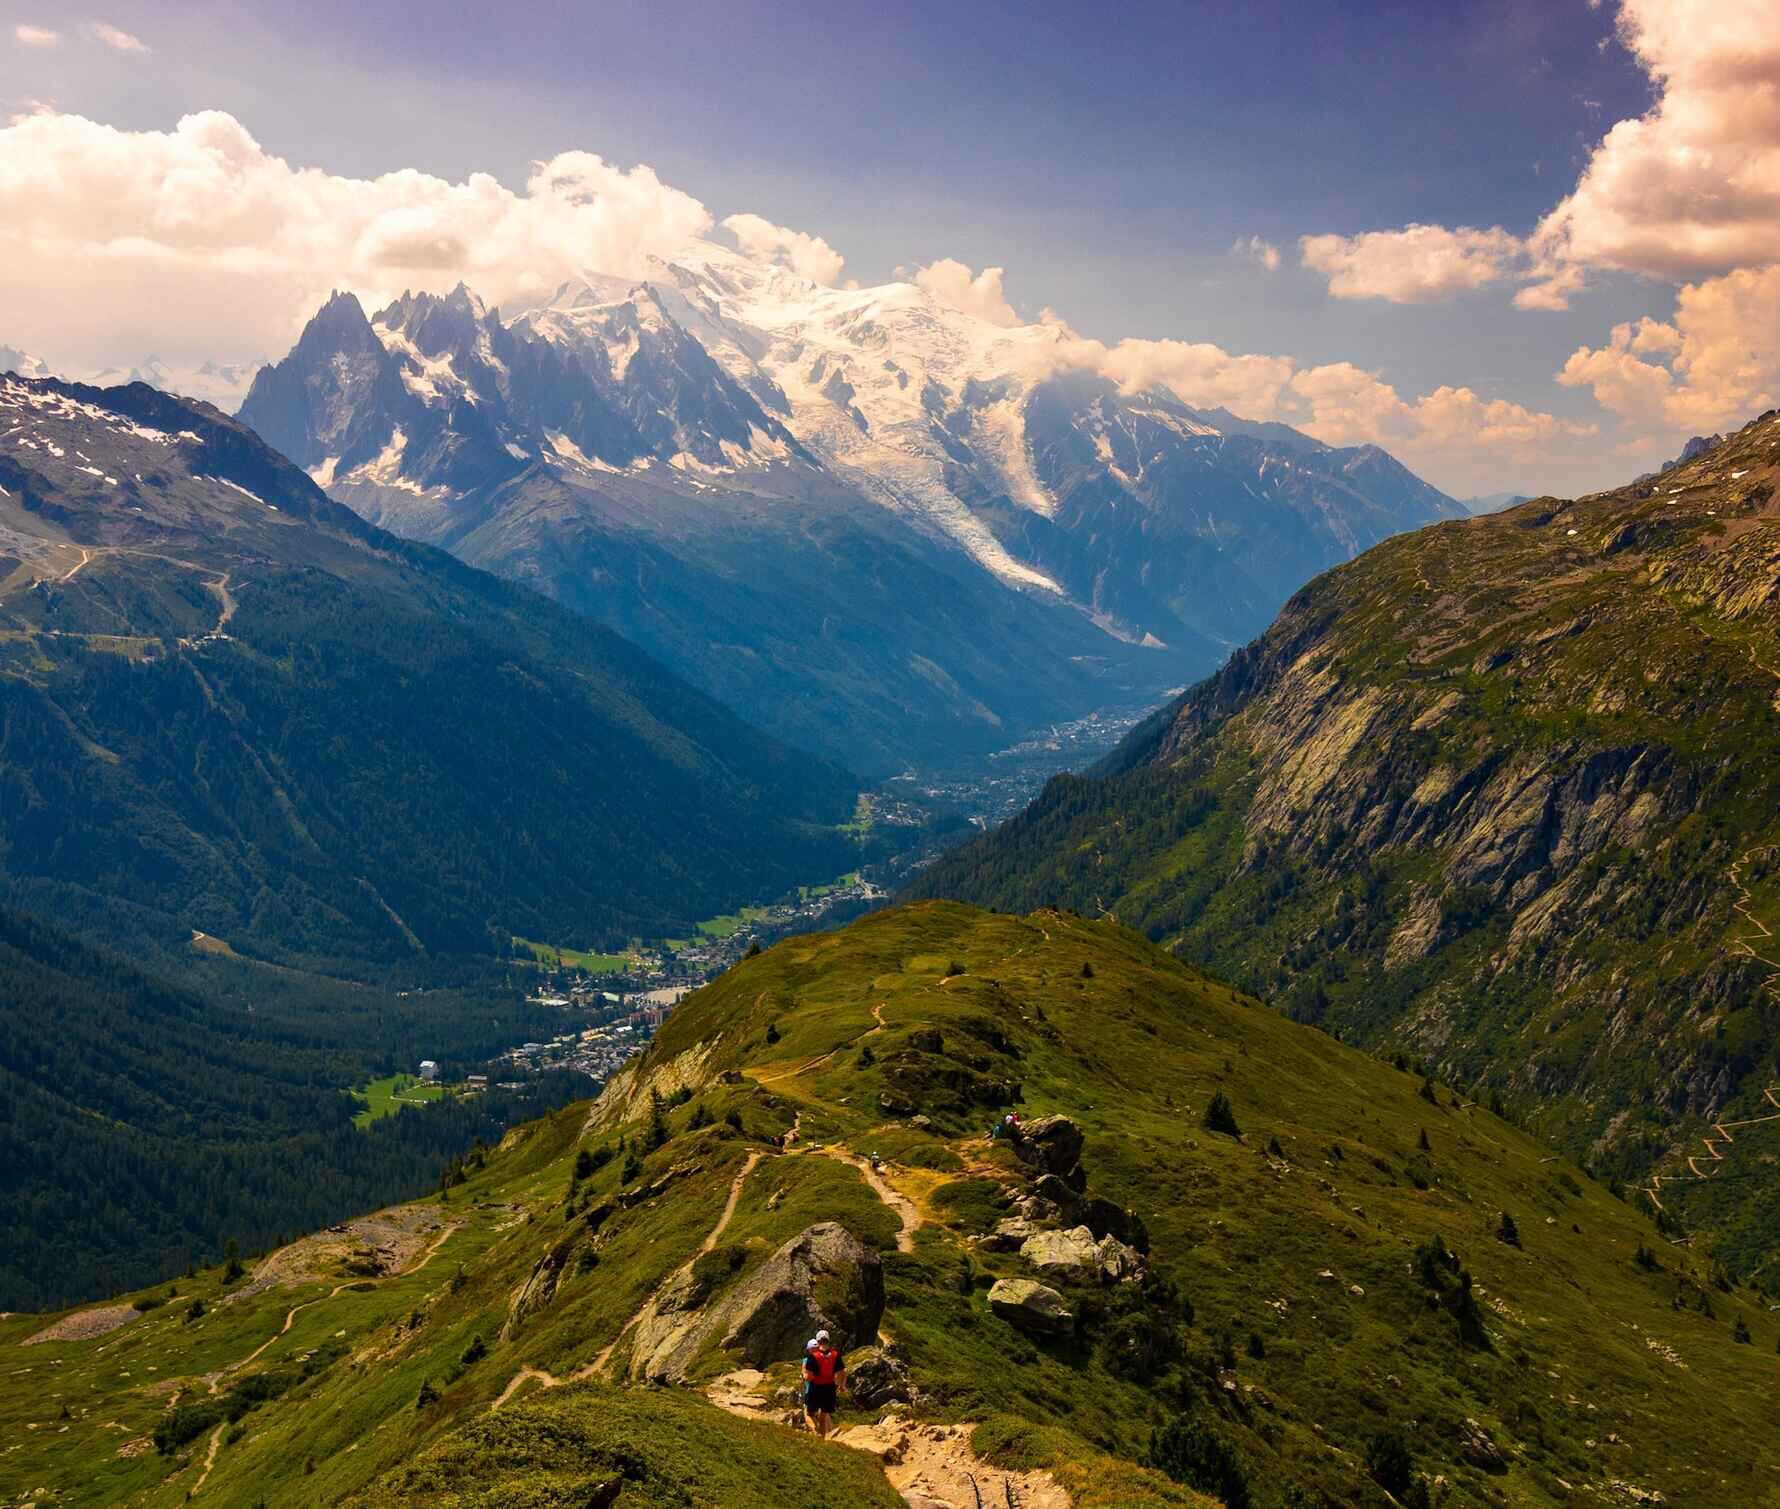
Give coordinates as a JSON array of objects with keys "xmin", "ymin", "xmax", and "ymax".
[
  {"xmin": 0, "ymin": 105, "xmax": 1588, "ymax": 495},
  {"xmin": 721, "ymin": 212, "xmax": 845, "ymax": 286},
  {"xmin": 1300, "ymin": 224, "xmax": 1523, "ymax": 303},
  {"xmin": 913, "ymin": 258, "xmax": 1018, "ymax": 326},
  {"xmin": 14, "ymin": 24, "xmax": 58, "ymax": 47},
  {"xmin": 0, "ymin": 110, "xmax": 718, "ymax": 364},
  {"xmin": 1285, "ymin": 362, "xmax": 1595, "ymax": 464},
  {"xmin": 89, "ymin": 21, "xmax": 148, "ymax": 53},
  {"xmin": 1559, "ymin": 265, "xmax": 1780, "ymax": 429},
  {"xmin": 1523, "ymin": 0, "xmax": 1780, "ymax": 306},
  {"xmin": 1232, "ymin": 235, "xmax": 1281, "ymax": 272},
  {"xmin": 1024, "ymin": 318, "xmax": 1584, "ymax": 492}
]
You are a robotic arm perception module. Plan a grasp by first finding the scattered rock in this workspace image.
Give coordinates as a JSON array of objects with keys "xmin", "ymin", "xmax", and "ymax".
[
  {"xmin": 907, "ymin": 1029, "xmax": 946, "ymax": 1055},
  {"xmin": 848, "ymin": 1345, "xmax": 913, "ymax": 1409},
  {"xmin": 618, "ymin": 1159, "xmax": 704, "ymax": 1210},
  {"xmin": 909, "ymin": 1115, "xmax": 933, "ymax": 1131},
  {"xmin": 988, "ymin": 1278, "xmax": 1074, "ymax": 1335},
  {"xmin": 1019, "ymin": 1226, "xmax": 1101, "ymax": 1285},
  {"xmin": 879, "ymin": 1092, "xmax": 916, "ymax": 1116},
  {"xmin": 1460, "ymin": 1417, "xmax": 1509, "ymax": 1474}
]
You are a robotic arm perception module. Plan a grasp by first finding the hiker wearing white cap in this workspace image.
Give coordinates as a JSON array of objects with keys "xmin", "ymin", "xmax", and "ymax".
[{"xmin": 802, "ymin": 1327, "xmax": 845, "ymax": 1439}]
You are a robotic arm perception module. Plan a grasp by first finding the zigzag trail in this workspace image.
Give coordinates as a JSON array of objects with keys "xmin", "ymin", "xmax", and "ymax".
[
  {"xmin": 1644, "ymin": 842, "xmax": 1780, "ymax": 1212},
  {"xmin": 184, "ymin": 1221, "xmax": 461, "ymax": 1492}
]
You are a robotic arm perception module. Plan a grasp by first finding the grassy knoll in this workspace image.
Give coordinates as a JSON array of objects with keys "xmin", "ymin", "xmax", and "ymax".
[
  {"xmin": 511, "ymin": 936, "xmax": 636, "ymax": 973},
  {"xmin": 352, "ymin": 1073, "xmax": 445, "ymax": 1128}
]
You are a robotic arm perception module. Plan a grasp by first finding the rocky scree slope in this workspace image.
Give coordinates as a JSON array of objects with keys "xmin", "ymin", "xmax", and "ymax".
[
  {"xmin": 0, "ymin": 374, "xmax": 858, "ymax": 967},
  {"xmin": 915, "ymin": 410, "xmax": 1780, "ymax": 1267},
  {"xmin": 6, "ymin": 903, "xmax": 1779, "ymax": 1507}
]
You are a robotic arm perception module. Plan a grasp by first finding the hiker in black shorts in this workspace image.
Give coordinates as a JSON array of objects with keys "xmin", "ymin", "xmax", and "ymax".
[{"xmin": 802, "ymin": 1328, "xmax": 845, "ymax": 1439}]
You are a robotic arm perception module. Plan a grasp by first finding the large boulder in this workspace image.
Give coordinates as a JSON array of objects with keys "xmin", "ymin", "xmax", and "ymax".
[
  {"xmin": 847, "ymin": 1344, "xmax": 914, "ymax": 1408},
  {"xmin": 1015, "ymin": 1116, "xmax": 1084, "ymax": 1176},
  {"xmin": 982, "ymin": 1216, "xmax": 1042, "ymax": 1252},
  {"xmin": 718, "ymin": 1222, "xmax": 884, "ymax": 1369},
  {"xmin": 1020, "ymin": 1225, "xmax": 1101, "ymax": 1284},
  {"xmin": 988, "ymin": 1278, "xmax": 1074, "ymax": 1335}
]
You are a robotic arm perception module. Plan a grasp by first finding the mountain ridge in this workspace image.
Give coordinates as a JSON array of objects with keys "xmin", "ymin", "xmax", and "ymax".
[
  {"xmin": 235, "ymin": 256, "xmax": 1465, "ymax": 773},
  {"xmin": 0, "ymin": 372, "xmax": 860, "ymax": 967},
  {"xmin": 912, "ymin": 408, "xmax": 1780, "ymax": 1264}
]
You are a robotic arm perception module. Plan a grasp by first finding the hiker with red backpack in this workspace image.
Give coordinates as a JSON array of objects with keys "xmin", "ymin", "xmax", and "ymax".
[{"xmin": 802, "ymin": 1328, "xmax": 846, "ymax": 1439}]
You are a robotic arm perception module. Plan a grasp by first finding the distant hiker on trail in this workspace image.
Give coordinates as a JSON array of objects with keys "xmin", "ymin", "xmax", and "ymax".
[
  {"xmin": 988, "ymin": 1110, "xmax": 1024, "ymax": 1144},
  {"xmin": 802, "ymin": 1328, "xmax": 845, "ymax": 1439}
]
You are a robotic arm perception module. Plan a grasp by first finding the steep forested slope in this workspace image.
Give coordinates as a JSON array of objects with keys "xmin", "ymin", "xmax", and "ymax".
[
  {"xmin": 915, "ymin": 412, "xmax": 1780, "ymax": 1264},
  {"xmin": 0, "ymin": 906, "xmax": 581, "ymax": 1309},
  {"xmin": 0, "ymin": 375, "xmax": 859, "ymax": 968}
]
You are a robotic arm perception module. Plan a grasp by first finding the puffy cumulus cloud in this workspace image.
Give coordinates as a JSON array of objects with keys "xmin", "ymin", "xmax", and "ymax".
[
  {"xmin": 1097, "ymin": 338, "xmax": 1296, "ymax": 420},
  {"xmin": 1231, "ymin": 235, "xmax": 1281, "ymax": 272},
  {"xmin": 721, "ymin": 212, "xmax": 845, "ymax": 286},
  {"xmin": 89, "ymin": 22, "xmax": 147, "ymax": 52},
  {"xmin": 913, "ymin": 259, "xmax": 1019, "ymax": 326},
  {"xmin": 1559, "ymin": 265, "xmax": 1780, "ymax": 428},
  {"xmin": 14, "ymin": 24, "xmax": 57, "ymax": 46},
  {"xmin": 0, "ymin": 110, "xmax": 716, "ymax": 364},
  {"xmin": 1523, "ymin": 0, "xmax": 1780, "ymax": 305},
  {"xmin": 1300, "ymin": 224, "xmax": 1523, "ymax": 303},
  {"xmin": 1279, "ymin": 363, "xmax": 1594, "ymax": 469}
]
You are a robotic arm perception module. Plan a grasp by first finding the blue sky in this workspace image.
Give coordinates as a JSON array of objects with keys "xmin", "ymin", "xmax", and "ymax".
[{"xmin": 3, "ymin": 0, "xmax": 1776, "ymax": 496}]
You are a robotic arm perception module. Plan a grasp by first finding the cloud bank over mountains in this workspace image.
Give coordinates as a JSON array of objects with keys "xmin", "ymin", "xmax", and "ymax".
[{"xmin": 0, "ymin": 0, "xmax": 1769, "ymax": 494}]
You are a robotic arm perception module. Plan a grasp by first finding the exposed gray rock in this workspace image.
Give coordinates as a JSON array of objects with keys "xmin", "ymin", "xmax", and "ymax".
[
  {"xmin": 718, "ymin": 1222, "xmax": 884, "ymax": 1369},
  {"xmin": 988, "ymin": 1278, "xmax": 1074, "ymax": 1335},
  {"xmin": 1095, "ymin": 1233, "xmax": 1144, "ymax": 1284},
  {"xmin": 626, "ymin": 1222, "xmax": 883, "ymax": 1382},
  {"xmin": 1015, "ymin": 1115, "xmax": 1084, "ymax": 1175},
  {"xmin": 1082, "ymin": 1197, "xmax": 1149, "ymax": 1253},
  {"xmin": 983, "ymin": 1217, "xmax": 1043, "ymax": 1252},
  {"xmin": 847, "ymin": 1344, "xmax": 913, "ymax": 1408},
  {"xmin": 1460, "ymin": 1417, "xmax": 1509, "ymax": 1473},
  {"xmin": 1020, "ymin": 1225, "xmax": 1100, "ymax": 1284}
]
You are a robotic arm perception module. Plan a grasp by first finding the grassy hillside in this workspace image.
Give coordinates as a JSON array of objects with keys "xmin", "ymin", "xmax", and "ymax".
[
  {"xmin": 9, "ymin": 904, "xmax": 1779, "ymax": 1507},
  {"xmin": 915, "ymin": 413, "xmax": 1780, "ymax": 1269}
]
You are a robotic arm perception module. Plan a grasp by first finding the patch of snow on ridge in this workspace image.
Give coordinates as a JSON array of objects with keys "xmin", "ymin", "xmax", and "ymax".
[
  {"xmin": 346, "ymin": 426, "xmax": 438, "ymax": 497},
  {"xmin": 545, "ymin": 430, "xmax": 620, "ymax": 473},
  {"xmin": 216, "ymin": 477, "xmax": 277, "ymax": 510}
]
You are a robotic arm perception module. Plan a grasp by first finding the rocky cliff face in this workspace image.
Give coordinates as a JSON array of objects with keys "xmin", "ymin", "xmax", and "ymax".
[{"xmin": 916, "ymin": 411, "xmax": 1780, "ymax": 1258}]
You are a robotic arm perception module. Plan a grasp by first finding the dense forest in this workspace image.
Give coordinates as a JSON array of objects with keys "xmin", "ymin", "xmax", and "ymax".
[{"xmin": 0, "ymin": 908, "xmax": 587, "ymax": 1309}]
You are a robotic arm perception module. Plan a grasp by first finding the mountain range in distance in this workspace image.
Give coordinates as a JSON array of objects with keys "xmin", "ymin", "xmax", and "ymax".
[{"xmin": 222, "ymin": 245, "xmax": 1466, "ymax": 776}]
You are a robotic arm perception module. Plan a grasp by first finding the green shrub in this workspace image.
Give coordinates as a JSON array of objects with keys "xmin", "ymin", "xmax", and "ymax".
[
  {"xmin": 1203, "ymin": 1091, "xmax": 1241, "ymax": 1137},
  {"xmin": 1366, "ymin": 1429, "xmax": 1414, "ymax": 1496},
  {"xmin": 1497, "ymin": 1211, "xmax": 1521, "ymax": 1248},
  {"xmin": 1149, "ymin": 1415, "xmax": 1251, "ymax": 1509}
]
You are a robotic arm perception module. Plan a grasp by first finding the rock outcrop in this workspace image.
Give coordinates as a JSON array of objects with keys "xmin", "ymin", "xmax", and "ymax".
[
  {"xmin": 989, "ymin": 1278, "xmax": 1074, "ymax": 1335},
  {"xmin": 629, "ymin": 1221, "xmax": 884, "ymax": 1381}
]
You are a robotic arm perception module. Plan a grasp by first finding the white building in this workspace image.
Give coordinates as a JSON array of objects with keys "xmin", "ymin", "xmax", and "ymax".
[{"xmin": 418, "ymin": 1060, "xmax": 439, "ymax": 1082}]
